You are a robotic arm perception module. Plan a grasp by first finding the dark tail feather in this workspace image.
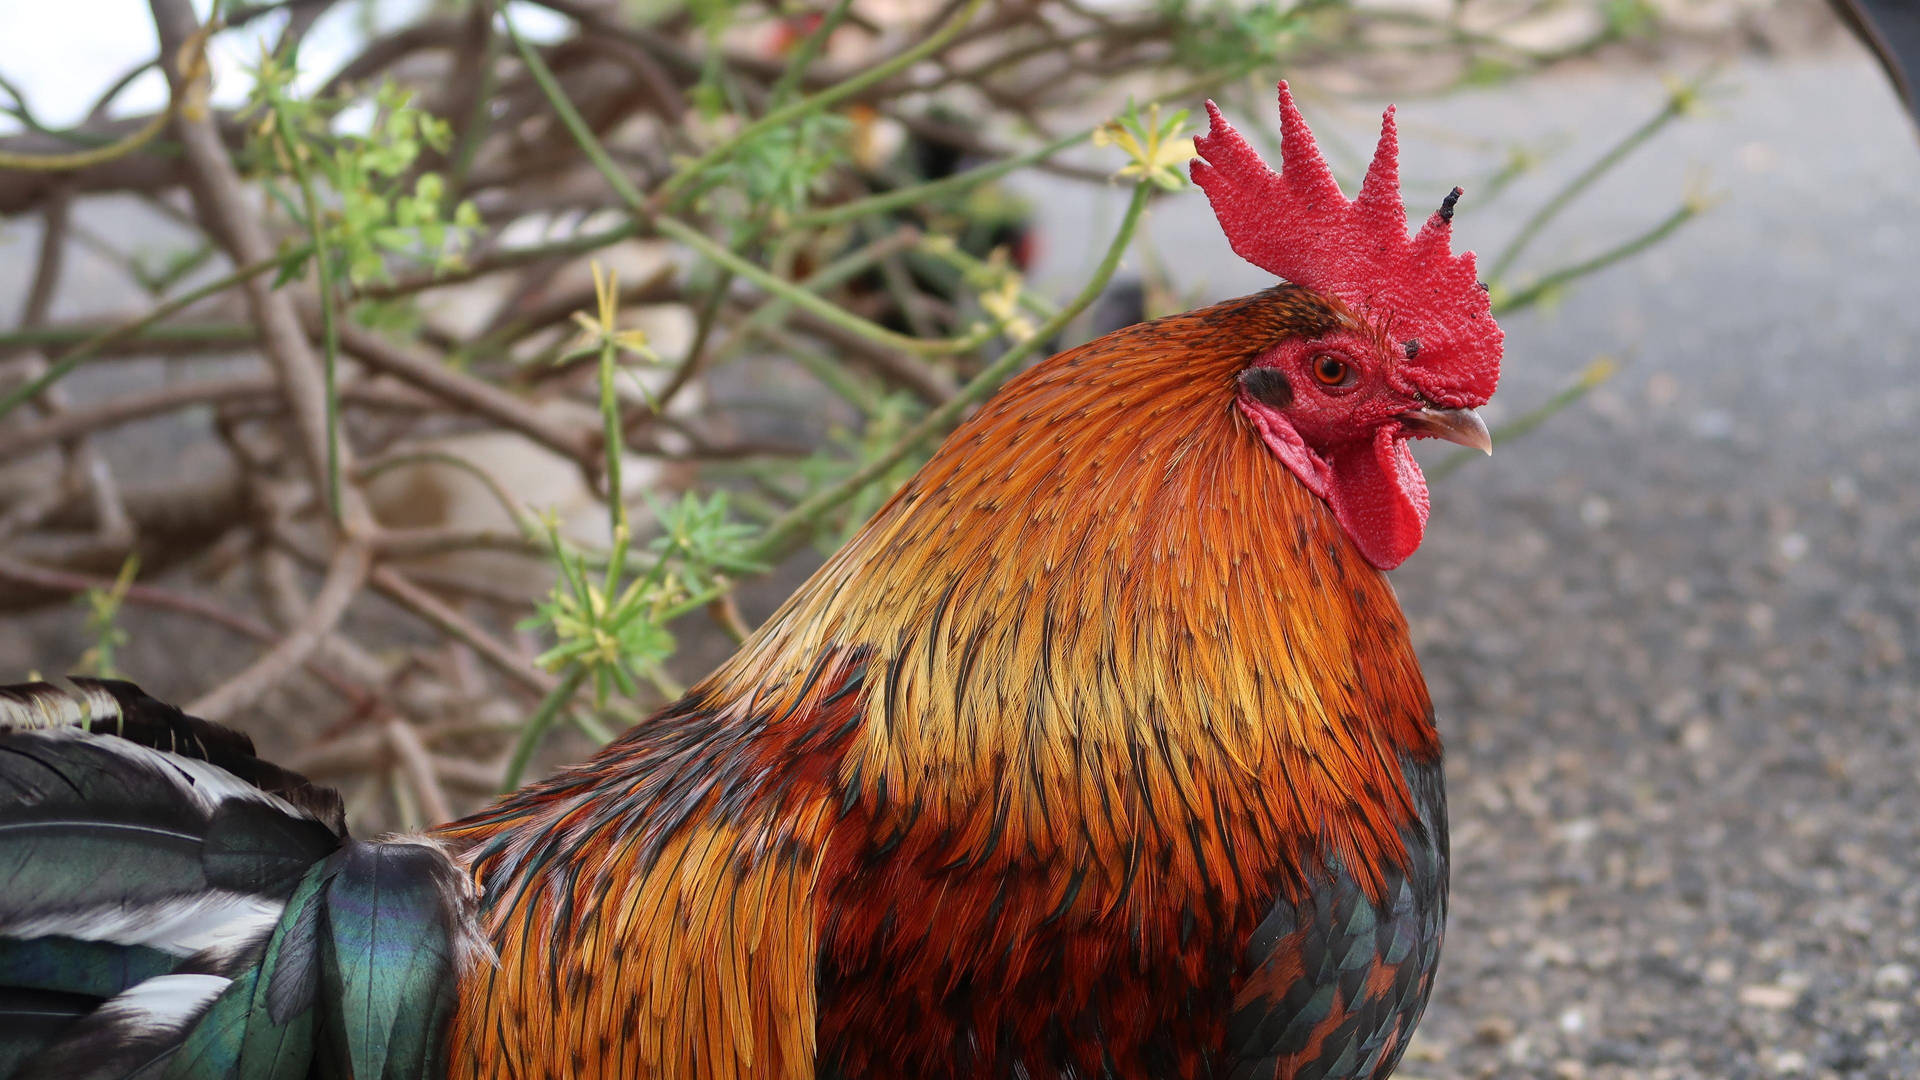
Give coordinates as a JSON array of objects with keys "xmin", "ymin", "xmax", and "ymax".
[{"xmin": 0, "ymin": 680, "xmax": 479, "ymax": 1080}]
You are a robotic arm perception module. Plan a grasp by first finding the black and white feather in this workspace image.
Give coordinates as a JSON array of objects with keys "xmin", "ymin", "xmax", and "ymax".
[{"xmin": 0, "ymin": 678, "xmax": 477, "ymax": 1080}]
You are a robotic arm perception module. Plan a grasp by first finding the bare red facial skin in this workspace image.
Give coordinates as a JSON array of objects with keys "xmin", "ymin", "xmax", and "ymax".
[{"xmin": 1235, "ymin": 328, "xmax": 1446, "ymax": 570}]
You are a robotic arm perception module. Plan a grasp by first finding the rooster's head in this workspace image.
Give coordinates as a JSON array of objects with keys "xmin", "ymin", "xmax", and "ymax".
[{"xmin": 1191, "ymin": 82, "xmax": 1504, "ymax": 570}]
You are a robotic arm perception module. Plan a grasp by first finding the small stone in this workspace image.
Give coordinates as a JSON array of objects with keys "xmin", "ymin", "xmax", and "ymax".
[
  {"xmin": 1403, "ymin": 1030, "xmax": 1448, "ymax": 1062},
  {"xmin": 1739, "ymin": 983, "xmax": 1802, "ymax": 1010},
  {"xmin": 1646, "ymin": 372, "xmax": 1679, "ymax": 407},
  {"xmin": 1691, "ymin": 408, "xmax": 1735, "ymax": 440},
  {"xmin": 1557, "ymin": 819, "xmax": 1598, "ymax": 847},
  {"xmin": 1738, "ymin": 140, "xmax": 1778, "ymax": 173},
  {"xmin": 1475, "ymin": 1016, "xmax": 1516, "ymax": 1045},
  {"xmin": 1557, "ymin": 1007, "xmax": 1586, "ymax": 1034},
  {"xmin": 1872, "ymin": 963, "xmax": 1912, "ymax": 992},
  {"xmin": 1552, "ymin": 1060, "xmax": 1587, "ymax": 1080},
  {"xmin": 1681, "ymin": 720, "xmax": 1712, "ymax": 753},
  {"xmin": 1777, "ymin": 533, "xmax": 1809, "ymax": 562},
  {"xmin": 1589, "ymin": 1039, "xmax": 1642, "ymax": 1066},
  {"xmin": 1863, "ymin": 1000, "xmax": 1903, "ymax": 1024}
]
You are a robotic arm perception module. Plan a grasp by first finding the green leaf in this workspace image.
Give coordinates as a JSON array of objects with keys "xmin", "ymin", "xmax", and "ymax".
[{"xmin": 272, "ymin": 250, "xmax": 312, "ymax": 289}]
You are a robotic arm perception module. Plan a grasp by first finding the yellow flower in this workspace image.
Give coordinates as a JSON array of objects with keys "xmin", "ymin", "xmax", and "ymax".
[
  {"xmin": 1095, "ymin": 102, "xmax": 1195, "ymax": 191},
  {"xmin": 566, "ymin": 261, "xmax": 657, "ymax": 362},
  {"xmin": 980, "ymin": 277, "xmax": 1037, "ymax": 343}
]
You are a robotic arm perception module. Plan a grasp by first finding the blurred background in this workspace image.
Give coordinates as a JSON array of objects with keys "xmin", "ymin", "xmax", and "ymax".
[{"xmin": 1, "ymin": 0, "xmax": 1916, "ymax": 1075}]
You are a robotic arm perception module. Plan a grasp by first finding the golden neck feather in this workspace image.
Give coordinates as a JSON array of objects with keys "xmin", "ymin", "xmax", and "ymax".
[{"xmin": 706, "ymin": 290, "xmax": 1437, "ymax": 865}]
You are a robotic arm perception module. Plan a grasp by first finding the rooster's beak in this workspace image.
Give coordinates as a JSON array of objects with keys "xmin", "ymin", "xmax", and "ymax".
[{"xmin": 1400, "ymin": 407, "xmax": 1492, "ymax": 455}]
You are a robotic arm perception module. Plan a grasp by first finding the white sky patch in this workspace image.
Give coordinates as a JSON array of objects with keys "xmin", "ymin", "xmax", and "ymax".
[{"xmin": 0, "ymin": 0, "xmax": 451, "ymax": 133}]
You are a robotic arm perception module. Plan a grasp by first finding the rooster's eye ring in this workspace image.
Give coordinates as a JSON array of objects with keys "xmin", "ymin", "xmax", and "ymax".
[{"xmin": 1311, "ymin": 354, "xmax": 1353, "ymax": 387}]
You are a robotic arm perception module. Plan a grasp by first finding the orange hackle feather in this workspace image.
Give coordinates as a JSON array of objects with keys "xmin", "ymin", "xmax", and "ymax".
[{"xmin": 436, "ymin": 287, "xmax": 1439, "ymax": 1078}]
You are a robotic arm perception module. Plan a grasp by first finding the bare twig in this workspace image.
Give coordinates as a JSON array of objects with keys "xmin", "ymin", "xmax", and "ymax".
[
  {"xmin": 5, "ymin": 191, "xmax": 133, "ymax": 544},
  {"xmin": 186, "ymin": 538, "xmax": 372, "ymax": 722},
  {"xmin": 0, "ymin": 375, "xmax": 271, "ymax": 460},
  {"xmin": 366, "ymin": 563, "xmax": 556, "ymax": 697},
  {"xmin": 328, "ymin": 319, "xmax": 598, "ymax": 468},
  {"xmin": 387, "ymin": 718, "xmax": 454, "ymax": 825},
  {"xmin": 0, "ymin": 550, "xmax": 365, "ymax": 703},
  {"xmin": 149, "ymin": 0, "xmax": 370, "ymax": 532},
  {"xmin": 746, "ymin": 183, "xmax": 1156, "ymax": 561}
]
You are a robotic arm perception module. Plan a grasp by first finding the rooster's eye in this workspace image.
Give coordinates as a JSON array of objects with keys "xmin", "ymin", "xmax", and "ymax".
[{"xmin": 1310, "ymin": 354, "xmax": 1353, "ymax": 387}]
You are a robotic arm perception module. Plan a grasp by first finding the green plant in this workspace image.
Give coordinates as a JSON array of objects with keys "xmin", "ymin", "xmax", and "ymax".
[
  {"xmin": 247, "ymin": 61, "xmax": 482, "ymax": 288},
  {"xmin": 75, "ymin": 556, "xmax": 139, "ymax": 679}
]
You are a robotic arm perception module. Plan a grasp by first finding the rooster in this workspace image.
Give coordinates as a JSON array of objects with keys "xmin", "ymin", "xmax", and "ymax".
[{"xmin": 0, "ymin": 82, "xmax": 1501, "ymax": 1080}]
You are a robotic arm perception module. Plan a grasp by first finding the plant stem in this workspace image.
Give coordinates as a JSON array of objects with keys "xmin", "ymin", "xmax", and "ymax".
[
  {"xmin": 1486, "ymin": 67, "xmax": 1712, "ymax": 282},
  {"xmin": 502, "ymin": 666, "xmax": 587, "ymax": 790},
  {"xmin": 652, "ymin": 0, "xmax": 989, "ymax": 210},
  {"xmin": 0, "ymin": 250, "xmax": 302, "ymax": 420},
  {"xmin": 0, "ymin": 321, "xmax": 259, "ymax": 353},
  {"xmin": 784, "ymin": 61, "xmax": 1266, "ymax": 233},
  {"xmin": 744, "ymin": 183, "xmax": 1154, "ymax": 562},
  {"xmin": 1428, "ymin": 357, "xmax": 1619, "ymax": 481},
  {"xmin": 790, "ymin": 128, "xmax": 1092, "ymax": 231},
  {"xmin": 274, "ymin": 99, "xmax": 345, "ymax": 520},
  {"xmin": 356, "ymin": 449, "xmax": 539, "ymax": 539},
  {"xmin": 598, "ymin": 336, "xmax": 626, "ymax": 534},
  {"xmin": 714, "ymin": 226, "xmax": 922, "ymax": 362},
  {"xmin": 1496, "ymin": 201, "xmax": 1702, "ymax": 314},
  {"xmin": 918, "ymin": 237, "xmax": 1059, "ymax": 319},
  {"xmin": 355, "ymin": 220, "xmax": 640, "ymax": 301},
  {"xmin": 768, "ymin": 0, "xmax": 856, "ymax": 106},
  {"xmin": 654, "ymin": 216, "xmax": 990, "ymax": 357},
  {"xmin": 776, "ymin": 331, "xmax": 887, "ymax": 416},
  {"xmin": 503, "ymin": 10, "xmax": 651, "ymax": 211},
  {"xmin": 444, "ymin": 9, "xmax": 504, "ymax": 205},
  {"xmin": 512, "ymin": 11, "xmax": 1001, "ymax": 360}
]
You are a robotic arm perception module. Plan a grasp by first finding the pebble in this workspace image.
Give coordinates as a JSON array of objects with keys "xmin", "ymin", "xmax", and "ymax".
[
  {"xmin": 1474, "ymin": 1016, "xmax": 1516, "ymax": 1046},
  {"xmin": 1739, "ymin": 984, "xmax": 1802, "ymax": 1011}
]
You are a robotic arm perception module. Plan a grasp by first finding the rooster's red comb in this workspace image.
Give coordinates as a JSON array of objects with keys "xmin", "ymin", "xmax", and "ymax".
[{"xmin": 1189, "ymin": 81, "xmax": 1501, "ymax": 407}]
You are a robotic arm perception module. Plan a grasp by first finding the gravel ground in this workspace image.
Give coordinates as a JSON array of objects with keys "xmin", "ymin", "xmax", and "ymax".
[
  {"xmin": 5, "ymin": 38, "xmax": 1918, "ymax": 1080},
  {"xmin": 1406, "ymin": 77, "xmax": 1920, "ymax": 1080}
]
